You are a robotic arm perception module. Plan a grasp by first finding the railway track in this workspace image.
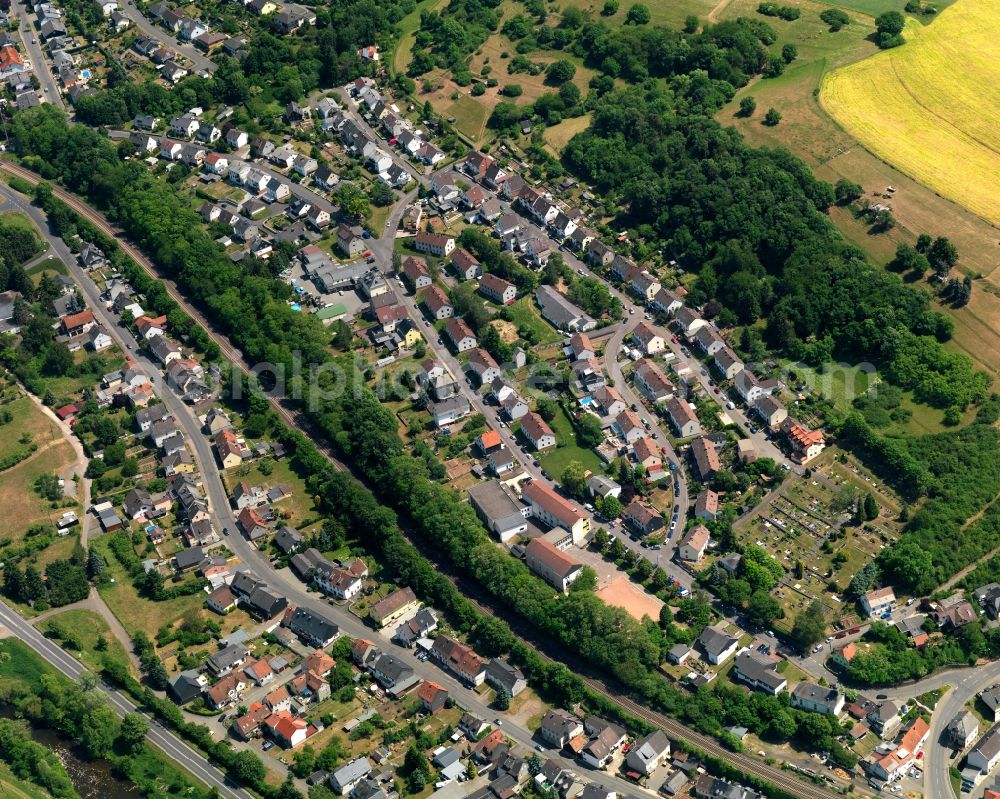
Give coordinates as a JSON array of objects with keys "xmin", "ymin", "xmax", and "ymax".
[{"xmin": 0, "ymin": 160, "xmax": 851, "ymax": 799}]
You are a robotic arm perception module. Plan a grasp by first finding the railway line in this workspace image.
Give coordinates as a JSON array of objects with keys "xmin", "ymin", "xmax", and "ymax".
[{"xmin": 0, "ymin": 160, "xmax": 849, "ymax": 799}]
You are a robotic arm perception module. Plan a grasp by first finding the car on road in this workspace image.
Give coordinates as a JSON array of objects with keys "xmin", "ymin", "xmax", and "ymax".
[
  {"xmin": 262, "ymin": 740, "xmax": 275, "ymax": 751},
  {"xmin": 577, "ymin": 269, "xmax": 585, "ymax": 276},
  {"xmin": 629, "ymin": 308, "xmax": 635, "ymax": 315},
  {"xmin": 835, "ymin": 631, "xmax": 847, "ymax": 639},
  {"xmin": 223, "ymin": 527, "xmax": 230, "ymax": 536},
  {"xmin": 876, "ymin": 693, "xmax": 888, "ymax": 700},
  {"xmin": 713, "ymin": 387, "xmax": 720, "ymax": 394}
]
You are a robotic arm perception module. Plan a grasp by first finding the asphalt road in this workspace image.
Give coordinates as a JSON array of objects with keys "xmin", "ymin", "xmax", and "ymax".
[
  {"xmin": 0, "ymin": 160, "xmax": 848, "ymax": 799},
  {"xmin": 925, "ymin": 661, "xmax": 1000, "ymax": 799},
  {"xmin": 0, "ymin": 177, "xmax": 650, "ymax": 799},
  {"xmin": 0, "ymin": 598, "xmax": 255, "ymax": 799},
  {"xmin": 117, "ymin": 0, "xmax": 215, "ymax": 73},
  {"xmin": 14, "ymin": 0, "xmax": 66, "ymax": 111}
]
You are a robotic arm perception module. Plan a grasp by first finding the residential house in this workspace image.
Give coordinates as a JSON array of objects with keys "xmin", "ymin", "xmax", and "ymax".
[
  {"xmin": 467, "ymin": 348, "xmax": 501, "ymax": 385},
  {"xmin": 207, "ymin": 643, "xmax": 249, "ymax": 676},
  {"xmin": 786, "ymin": 422, "xmax": 825, "ymax": 464},
  {"xmin": 392, "ymin": 606, "xmax": 438, "ymax": 648},
  {"xmin": 665, "ymin": 397, "xmax": 701, "ymax": 437},
  {"xmin": 206, "ymin": 585, "xmax": 238, "ymax": 614},
  {"xmin": 431, "ymin": 395, "xmax": 471, "ymax": 428},
  {"xmin": 485, "ymin": 658, "xmax": 526, "ymax": 697},
  {"xmin": 633, "ymin": 436, "xmax": 662, "ymax": 474},
  {"xmin": 969, "ymin": 723, "xmax": 1000, "ymax": 775},
  {"xmin": 430, "ymin": 635, "xmax": 487, "ymax": 686},
  {"xmin": 422, "ymin": 286, "xmax": 453, "ymax": 320},
  {"xmin": 444, "ymin": 317, "xmax": 477, "ymax": 353},
  {"xmin": 614, "ymin": 409, "xmax": 645, "ymax": 444},
  {"xmin": 237, "ymin": 506, "xmax": 268, "ymax": 541},
  {"xmin": 694, "ymin": 490, "xmax": 719, "ymax": 521},
  {"xmin": 861, "ymin": 586, "xmax": 896, "ymax": 618},
  {"xmin": 674, "ymin": 307, "xmax": 706, "ymax": 337},
  {"xmin": 568, "ymin": 332, "xmax": 595, "ymax": 361},
  {"xmin": 479, "ymin": 273, "xmax": 517, "ymax": 306},
  {"xmin": 791, "ymin": 683, "xmax": 844, "ymax": 716},
  {"xmin": 625, "ymin": 730, "xmax": 671, "ymax": 777},
  {"xmin": 329, "ymin": 759, "xmax": 372, "ymax": 796},
  {"xmin": 867, "ymin": 718, "xmax": 928, "ymax": 782},
  {"xmin": 754, "ymin": 396, "xmax": 787, "ymax": 430},
  {"xmin": 539, "ymin": 710, "xmax": 583, "ymax": 748},
  {"xmin": 418, "ymin": 681, "xmax": 449, "ymax": 714},
  {"xmin": 414, "ymin": 231, "xmax": 455, "ymax": 258},
  {"xmin": 697, "ymin": 625, "xmax": 740, "ymax": 665},
  {"xmin": 679, "ymin": 524, "xmax": 710, "ymax": 563},
  {"xmin": 401, "ymin": 256, "xmax": 432, "ymax": 290},
  {"xmin": 714, "ymin": 347, "xmax": 744, "ymax": 380},
  {"xmin": 580, "ymin": 717, "xmax": 627, "ymax": 769},
  {"xmin": 690, "ymin": 437, "xmax": 720, "ymax": 481},
  {"xmin": 336, "ymin": 224, "xmax": 366, "ymax": 257},
  {"xmin": 521, "ymin": 412, "xmax": 556, "ymax": 451},
  {"xmin": 732, "ymin": 650, "xmax": 787, "ymax": 695},
  {"xmin": 633, "ymin": 359, "xmax": 673, "ymax": 403},
  {"xmin": 948, "ymin": 711, "xmax": 980, "ymax": 750},
  {"xmin": 369, "ymin": 587, "xmax": 419, "ymax": 628},
  {"xmin": 592, "ymin": 385, "xmax": 626, "ymax": 418},
  {"xmin": 286, "ymin": 607, "xmax": 340, "ymax": 648},
  {"xmin": 623, "ymin": 499, "xmax": 663, "ymax": 537}
]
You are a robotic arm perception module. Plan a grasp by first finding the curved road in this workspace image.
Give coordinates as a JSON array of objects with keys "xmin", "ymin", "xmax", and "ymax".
[
  {"xmin": 0, "ymin": 161, "xmax": 848, "ymax": 799},
  {"xmin": 118, "ymin": 0, "xmax": 215, "ymax": 73}
]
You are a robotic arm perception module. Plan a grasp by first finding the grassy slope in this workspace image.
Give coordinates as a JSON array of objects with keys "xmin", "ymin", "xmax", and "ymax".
[
  {"xmin": 38, "ymin": 608, "xmax": 134, "ymax": 677},
  {"xmin": 715, "ymin": 0, "xmax": 1000, "ymax": 382}
]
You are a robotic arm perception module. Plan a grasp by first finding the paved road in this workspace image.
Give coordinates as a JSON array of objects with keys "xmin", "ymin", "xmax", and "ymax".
[
  {"xmin": 331, "ymin": 87, "xmax": 422, "ymax": 181},
  {"xmin": 0, "ymin": 162, "xmax": 851, "ymax": 799},
  {"xmin": 0, "ymin": 598, "xmax": 254, "ymax": 799},
  {"xmin": 13, "ymin": 0, "xmax": 66, "ymax": 110},
  {"xmin": 0, "ymin": 177, "xmax": 650, "ymax": 799},
  {"xmin": 925, "ymin": 661, "xmax": 1000, "ymax": 799},
  {"xmin": 117, "ymin": 0, "xmax": 215, "ymax": 73}
]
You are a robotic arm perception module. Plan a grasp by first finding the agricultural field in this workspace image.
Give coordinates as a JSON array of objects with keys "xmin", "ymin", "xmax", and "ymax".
[
  {"xmin": 717, "ymin": 0, "xmax": 1000, "ymax": 380},
  {"xmin": 822, "ymin": 0, "xmax": 1000, "ymax": 228}
]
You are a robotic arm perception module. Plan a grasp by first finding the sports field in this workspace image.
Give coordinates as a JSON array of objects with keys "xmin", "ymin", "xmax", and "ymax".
[{"xmin": 821, "ymin": 0, "xmax": 1000, "ymax": 226}]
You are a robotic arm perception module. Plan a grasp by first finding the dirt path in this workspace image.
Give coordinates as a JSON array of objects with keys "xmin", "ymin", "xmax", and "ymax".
[
  {"xmin": 935, "ymin": 491, "xmax": 1000, "ymax": 593},
  {"xmin": 31, "ymin": 589, "xmax": 141, "ymax": 670},
  {"xmin": 706, "ymin": 0, "xmax": 736, "ymax": 23},
  {"xmin": 22, "ymin": 388, "xmax": 91, "ymax": 544}
]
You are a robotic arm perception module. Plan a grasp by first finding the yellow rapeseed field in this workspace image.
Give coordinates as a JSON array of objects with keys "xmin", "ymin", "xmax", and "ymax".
[{"xmin": 821, "ymin": 0, "xmax": 1000, "ymax": 226}]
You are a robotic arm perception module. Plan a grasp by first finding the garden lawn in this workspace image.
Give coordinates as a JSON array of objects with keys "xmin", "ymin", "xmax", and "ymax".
[
  {"xmin": 506, "ymin": 297, "xmax": 561, "ymax": 345},
  {"xmin": 539, "ymin": 406, "xmax": 602, "ymax": 476}
]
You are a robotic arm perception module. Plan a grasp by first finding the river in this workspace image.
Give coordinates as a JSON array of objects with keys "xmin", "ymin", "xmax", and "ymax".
[{"xmin": 0, "ymin": 712, "xmax": 138, "ymax": 799}]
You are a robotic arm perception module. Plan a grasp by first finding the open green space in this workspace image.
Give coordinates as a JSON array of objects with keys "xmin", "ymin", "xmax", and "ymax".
[
  {"xmin": 505, "ymin": 297, "xmax": 561, "ymax": 345},
  {"xmin": 38, "ymin": 608, "xmax": 133, "ymax": 677},
  {"xmin": 539, "ymin": 406, "xmax": 602, "ymax": 476},
  {"xmin": 26, "ymin": 258, "xmax": 67, "ymax": 278},
  {"xmin": 92, "ymin": 536, "xmax": 206, "ymax": 644}
]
